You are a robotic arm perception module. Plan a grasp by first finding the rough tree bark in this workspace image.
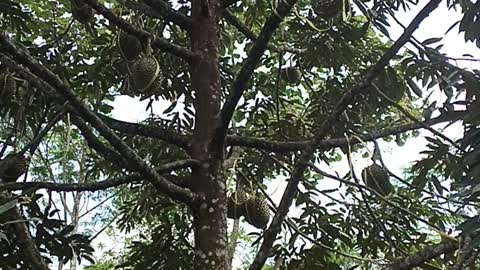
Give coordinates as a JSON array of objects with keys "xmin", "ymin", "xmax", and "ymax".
[{"xmin": 189, "ymin": 0, "xmax": 226, "ymax": 269}]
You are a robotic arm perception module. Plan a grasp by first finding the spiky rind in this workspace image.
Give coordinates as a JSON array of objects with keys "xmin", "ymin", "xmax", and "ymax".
[
  {"xmin": 0, "ymin": 154, "xmax": 30, "ymax": 183},
  {"xmin": 130, "ymin": 55, "xmax": 162, "ymax": 93},
  {"xmin": 227, "ymin": 191, "xmax": 248, "ymax": 219},
  {"xmin": 280, "ymin": 67, "xmax": 302, "ymax": 84},
  {"xmin": 362, "ymin": 164, "xmax": 393, "ymax": 196},
  {"xmin": 119, "ymin": 32, "xmax": 143, "ymax": 61},
  {"xmin": 245, "ymin": 196, "xmax": 270, "ymax": 229},
  {"xmin": 0, "ymin": 73, "xmax": 16, "ymax": 102},
  {"xmin": 70, "ymin": 0, "xmax": 94, "ymax": 24}
]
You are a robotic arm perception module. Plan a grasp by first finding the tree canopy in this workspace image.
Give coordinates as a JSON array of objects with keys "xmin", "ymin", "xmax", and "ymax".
[{"xmin": 1, "ymin": 0, "xmax": 480, "ymax": 269}]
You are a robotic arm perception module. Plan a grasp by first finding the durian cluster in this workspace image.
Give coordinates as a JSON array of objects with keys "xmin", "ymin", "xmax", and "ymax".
[
  {"xmin": 227, "ymin": 191, "xmax": 270, "ymax": 229},
  {"xmin": 361, "ymin": 164, "xmax": 393, "ymax": 196},
  {"xmin": 118, "ymin": 31, "xmax": 164, "ymax": 100}
]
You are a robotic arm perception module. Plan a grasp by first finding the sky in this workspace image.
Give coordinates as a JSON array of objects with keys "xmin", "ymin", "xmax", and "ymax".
[{"xmin": 96, "ymin": 1, "xmax": 480, "ymax": 268}]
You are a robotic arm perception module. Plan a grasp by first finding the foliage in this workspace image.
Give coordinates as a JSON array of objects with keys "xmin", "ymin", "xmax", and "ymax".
[{"xmin": 1, "ymin": 0, "xmax": 480, "ymax": 269}]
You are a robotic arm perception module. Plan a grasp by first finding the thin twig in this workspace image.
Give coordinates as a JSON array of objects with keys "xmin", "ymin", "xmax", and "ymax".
[
  {"xmin": 344, "ymin": 136, "xmax": 402, "ymax": 252},
  {"xmin": 247, "ymin": 172, "xmax": 385, "ymax": 264},
  {"xmin": 222, "ymin": 10, "xmax": 306, "ymax": 54},
  {"xmin": 308, "ymin": 163, "xmax": 443, "ymax": 232}
]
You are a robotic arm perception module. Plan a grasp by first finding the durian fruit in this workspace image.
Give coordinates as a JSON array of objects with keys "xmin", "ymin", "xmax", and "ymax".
[
  {"xmin": 118, "ymin": 31, "xmax": 143, "ymax": 61},
  {"xmin": 0, "ymin": 73, "xmax": 16, "ymax": 103},
  {"xmin": 0, "ymin": 154, "xmax": 30, "ymax": 183},
  {"xmin": 72, "ymin": 5, "xmax": 94, "ymax": 24},
  {"xmin": 361, "ymin": 164, "xmax": 393, "ymax": 196},
  {"xmin": 280, "ymin": 67, "xmax": 302, "ymax": 85},
  {"xmin": 245, "ymin": 195, "xmax": 270, "ymax": 229},
  {"xmin": 70, "ymin": 0, "xmax": 94, "ymax": 24},
  {"xmin": 129, "ymin": 54, "xmax": 163, "ymax": 93},
  {"xmin": 312, "ymin": 0, "xmax": 343, "ymax": 18},
  {"xmin": 227, "ymin": 191, "xmax": 248, "ymax": 219},
  {"xmin": 70, "ymin": 0, "xmax": 96, "ymax": 36},
  {"xmin": 138, "ymin": 76, "xmax": 165, "ymax": 101}
]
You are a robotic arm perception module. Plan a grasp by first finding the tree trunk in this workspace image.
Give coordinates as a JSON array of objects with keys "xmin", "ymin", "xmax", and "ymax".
[{"xmin": 190, "ymin": 0, "xmax": 226, "ymax": 269}]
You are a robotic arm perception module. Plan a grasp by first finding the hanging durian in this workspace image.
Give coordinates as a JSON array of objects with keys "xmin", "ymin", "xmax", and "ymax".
[
  {"xmin": 280, "ymin": 67, "xmax": 302, "ymax": 85},
  {"xmin": 0, "ymin": 72, "xmax": 16, "ymax": 104},
  {"xmin": 245, "ymin": 195, "xmax": 270, "ymax": 229},
  {"xmin": 361, "ymin": 164, "xmax": 393, "ymax": 196},
  {"xmin": 227, "ymin": 191, "xmax": 248, "ymax": 219},
  {"xmin": 0, "ymin": 154, "xmax": 30, "ymax": 183},
  {"xmin": 118, "ymin": 31, "xmax": 143, "ymax": 61},
  {"xmin": 129, "ymin": 54, "xmax": 163, "ymax": 93},
  {"xmin": 70, "ymin": 0, "xmax": 96, "ymax": 35}
]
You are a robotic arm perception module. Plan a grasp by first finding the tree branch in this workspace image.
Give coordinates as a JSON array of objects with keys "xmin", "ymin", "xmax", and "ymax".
[
  {"xmin": 80, "ymin": 0, "xmax": 195, "ymax": 61},
  {"xmin": 142, "ymin": 0, "xmax": 192, "ymax": 31},
  {"xmin": 19, "ymin": 109, "xmax": 67, "ymax": 156},
  {"xmin": 226, "ymin": 110, "xmax": 465, "ymax": 151},
  {"xmin": 123, "ymin": 1, "xmax": 166, "ymax": 21},
  {"xmin": 371, "ymin": 83, "xmax": 462, "ymax": 151},
  {"xmin": 451, "ymin": 235, "xmax": 473, "ymax": 270},
  {"xmin": 216, "ymin": 0, "xmax": 299, "ymax": 143},
  {"xmin": 0, "ymin": 159, "xmax": 199, "ymax": 192},
  {"xmin": 0, "ymin": 41, "xmax": 193, "ymax": 204},
  {"xmin": 102, "ymin": 109, "xmax": 465, "ymax": 153},
  {"xmin": 222, "ymin": 10, "xmax": 306, "ymax": 54},
  {"xmin": 71, "ymin": 115, "xmax": 131, "ymax": 169},
  {"xmin": 248, "ymin": 1, "xmax": 443, "ymax": 269},
  {"xmin": 383, "ymin": 241, "xmax": 457, "ymax": 270}
]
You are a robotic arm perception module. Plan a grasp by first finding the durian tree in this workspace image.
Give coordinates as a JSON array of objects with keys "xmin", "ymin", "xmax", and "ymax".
[{"xmin": 2, "ymin": 0, "xmax": 480, "ymax": 269}]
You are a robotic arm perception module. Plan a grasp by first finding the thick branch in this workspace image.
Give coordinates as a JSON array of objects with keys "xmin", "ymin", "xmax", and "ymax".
[
  {"xmin": 249, "ymin": 1, "xmax": 442, "ymax": 269},
  {"xmin": 71, "ymin": 115, "xmax": 132, "ymax": 169},
  {"xmin": 217, "ymin": 0, "xmax": 299, "ymax": 143},
  {"xmin": 124, "ymin": 1, "xmax": 166, "ymax": 21},
  {"xmin": 383, "ymin": 241, "xmax": 456, "ymax": 270},
  {"xmin": 451, "ymin": 235, "xmax": 473, "ymax": 270},
  {"xmin": 81, "ymin": 0, "xmax": 195, "ymax": 61},
  {"xmin": 222, "ymin": 10, "xmax": 306, "ymax": 54},
  {"xmin": 226, "ymin": 110, "xmax": 465, "ymax": 151},
  {"xmin": 0, "ymin": 38, "xmax": 193, "ymax": 204},
  {"xmin": 102, "ymin": 110, "xmax": 465, "ymax": 153},
  {"xmin": 142, "ymin": 0, "xmax": 192, "ymax": 31},
  {"xmin": 0, "ymin": 159, "xmax": 199, "ymax": 192}
]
